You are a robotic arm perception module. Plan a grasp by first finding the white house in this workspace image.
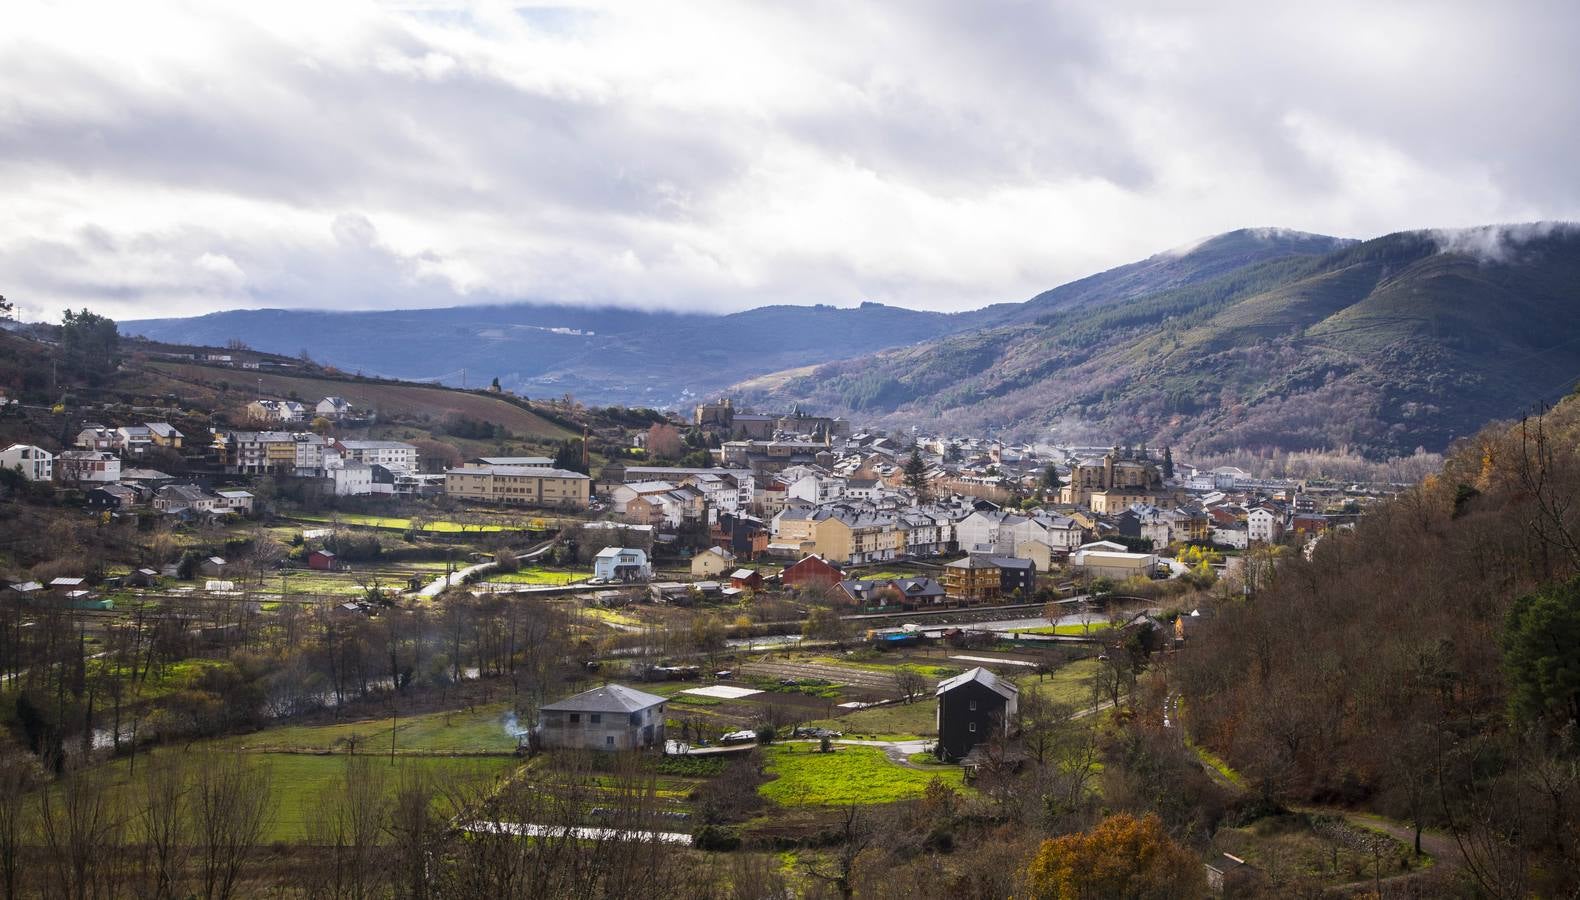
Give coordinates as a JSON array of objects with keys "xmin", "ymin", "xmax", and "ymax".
[
  {"xmin": 336, "ymin": 440, "xmax": 419, "ymax": 473},
  {"xmin": 328, "ymin": 461, "xmax": 375, "ymax": 496},
  {"xmin": 214, "ymin": 490, "xmax": 255, "ymax": 514},
  {"xmin": 786, "ymin": 473, "xmax": 845, "ymax": 504},
  {"xmin": 74, "ymin": 426, "xmax": 117, "ymax": 451},
  {"xmin": 116, "ymin": 425, "xmax": 153, "ymax": 455},
  {"xmin": 1247, "ymin": 508, "xmax": 1285, "ymax": 544},
  {"xmin": 0, "ymin": 444, "xmax": 54, "ymax": 481},
  {"xmin": 316, "ymin": 396, "xmax": 354, "ymax": 419},
  {"xmin": 593, "ymin": 547, "xmax": 652, "ymax": 583},
  {"xmin": 56, "ymin": 450, "xmax": 121, "ymax": 484}
]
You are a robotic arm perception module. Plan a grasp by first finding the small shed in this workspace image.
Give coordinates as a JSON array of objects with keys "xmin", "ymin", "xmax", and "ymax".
[
  {"xmin": 307, "ymin": 550, "xmax": 338, "ymax": 571},
  {"xmin": 728, "ymin": 568, "xmax": 763, "ymax": 590},
  {"xmin": 197, "ymin": 556, "xmax": 228, "ymax": 577}
]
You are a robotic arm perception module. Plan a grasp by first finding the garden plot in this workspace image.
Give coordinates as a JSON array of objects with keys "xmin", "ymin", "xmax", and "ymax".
[
  {"xmin": 737, "ymin": 660, "xmax": 900, "ymax": 693},
  {"xmin": 951, "ymin": 654, "xmax": 1038, "ymax": 667},
  {"xmin": 681, "ymin": 685, "xmax": 763, "ymax": 700}
]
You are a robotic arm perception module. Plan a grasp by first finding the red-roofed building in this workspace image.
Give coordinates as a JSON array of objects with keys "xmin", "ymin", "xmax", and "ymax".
[{"xmin": 782, "ymin": 554, "xmax": 843, "ymax": 590}]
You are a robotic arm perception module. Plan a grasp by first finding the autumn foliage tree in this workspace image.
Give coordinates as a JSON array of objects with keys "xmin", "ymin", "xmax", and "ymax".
[
  {"xmin": 645, "ymin": 423, "xmax": 683, "ymax": 460},
  {"xmin": 1021, "ymin": 813, "xmax": 1205, "ymax": 900}
]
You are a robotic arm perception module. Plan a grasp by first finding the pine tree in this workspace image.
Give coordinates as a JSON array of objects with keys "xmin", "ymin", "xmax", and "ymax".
[
  {"xmin": 1162, "ymin": 446, "xmax": 1175, "ymax": 480},
  {"xmin": 1041, "ymin": 463, "xmax": 1062, "ymax": 496},
  {"xmin": 903, "ymin": 449, "xmax": 929, "ymax": 502}
]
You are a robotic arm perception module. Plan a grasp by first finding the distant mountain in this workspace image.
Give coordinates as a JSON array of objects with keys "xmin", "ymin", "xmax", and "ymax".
[
  {"xmin": 734, "ymin": 225, "xmax": 1580, "ymax": 458},
  {"xmin": 124, "ymin": 301, "xmax": 968, "ymax": 409},
  {"xmin": 123, "ymin": 228, "xmax": 1340, "ymax": 413}
]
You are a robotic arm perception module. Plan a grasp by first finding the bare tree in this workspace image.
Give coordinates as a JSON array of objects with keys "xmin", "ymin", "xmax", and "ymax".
[
  {"xmin": 0, "ymin": 752, "xmax": 40, "ymax": 900},
  {"xmin": 35, "ymin": 757, "xmax": 125, "ymax": 900},
  {"xmin": 893, "ymin": 668, "xmax": 928, "ymax": 704},
  {"xmin": 302, "ymin": 755, "xmax": 389, "ymax": 900},
  {"xmin": 137, "ymin": 755, "xmax": 192, "ymax": 900},
  {"xmin": 193, "ymin": 751, "xmax": 274, "ymax": 900},
  {"xmin": 801, "ymin": 804, "xmax": 875, "ymax": 900}
]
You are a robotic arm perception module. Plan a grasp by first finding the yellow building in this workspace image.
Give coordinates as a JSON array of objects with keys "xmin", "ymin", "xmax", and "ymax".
[
  {"xmin": 1060, "ymin": 447, "xmax": 1179, "ymax": 511},
  {"xmin": 444, "ymin": 464, "xmax": 592, "ymax": 508},
  {"xmin": 942, "ymin": 556, "xmax": 1001, "ymax": 603}
]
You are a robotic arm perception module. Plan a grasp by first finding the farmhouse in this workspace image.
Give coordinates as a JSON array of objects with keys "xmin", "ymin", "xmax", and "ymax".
[
  {"xmin": 689, "ymin": 546, "xmax": 735, "ymax": 578},
  {"xmin": 935, "ymin": 667, "xmax": 1019, "ymax": 762},
  {"xmin": 593, "ymin": 547, "xmax": 652, "ymax": 583},
  {"xmin": 536, "ymin": 684, "xmax": 667, "ymax": 751}
]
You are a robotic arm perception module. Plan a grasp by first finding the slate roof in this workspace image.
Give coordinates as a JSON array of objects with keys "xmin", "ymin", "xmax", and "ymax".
[
  {"xmin": 540, "ymin": 684, "xmax": 666, "ymax": 714},
  {"xmin": 936, "ymin": 666, "xmax": 1019, "ymax": 700}
]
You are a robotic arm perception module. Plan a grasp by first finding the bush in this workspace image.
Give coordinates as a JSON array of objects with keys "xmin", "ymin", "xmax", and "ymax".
[
  {"xmin": 692, "ymin": 824, "xmax": 741, "ymax": 851},
  {"xmin": 755, "ymin": 724, "xmax": 776, "ymax": 745}
]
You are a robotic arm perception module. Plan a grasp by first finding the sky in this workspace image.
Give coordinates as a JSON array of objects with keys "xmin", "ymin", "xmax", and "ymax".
[{"xmin": 3, "ymin": 1, "xmax": 1578, "ymax": 323}]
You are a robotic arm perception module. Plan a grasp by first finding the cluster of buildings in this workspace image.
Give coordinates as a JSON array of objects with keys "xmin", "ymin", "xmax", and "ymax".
[{"xmin": 244, "ymin": 395, "xmax": 361, "ymax": 424}]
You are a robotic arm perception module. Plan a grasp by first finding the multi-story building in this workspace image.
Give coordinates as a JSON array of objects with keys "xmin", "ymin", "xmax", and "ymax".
[
  {"xmin": 336, "ymin": 440, "xmax": 419, "ymax": 473},
  {"xmin": 1059, "ymin": 447, "xmax": 1179, "ymax": 512},
  {"xmin": 146, "ymin": 423, "xmax": 183, "ymax": 448},
  {"xmin": 942, "ymin": 555, "xmax": 1001, "ymax": 603},
  {"xmin": 56, "ymin": 450, "xmax": 121, "ymax": 484},
  {"xmin": 536, "ymin": 685, "xmax": 666, "ymax": 751},
  {"xmin": 444, "ymin": 464, "xmax": 591, "ymax": 508},
  {"xmin": 216, "ymin": 431, "xmax": 299, "ymax": 474},
  {"xmin": 0, "ymin": 444, "xmax": 54, "ymax": 481}
]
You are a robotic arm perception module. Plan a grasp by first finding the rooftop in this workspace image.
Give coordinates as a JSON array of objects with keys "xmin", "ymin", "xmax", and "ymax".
[{"xmin": 540, "ymin": 684, "xmax": 666, "ymax": 714}]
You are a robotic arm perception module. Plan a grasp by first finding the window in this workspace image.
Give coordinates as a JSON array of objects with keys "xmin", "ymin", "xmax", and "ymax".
[
  {"xmin": 606, "ymin": 736, "xmax": 615, "ymax": 746},
  {"xmin": 590, "ymin": 713, "xmax": 601, "ymax": 724},
  {"xmin": 969, "ymin": 722, "xmax": 977, "ymax": 733},
  {"xmin": 569, "ymin": 713, "xmax": 580, "ymax": 724}
]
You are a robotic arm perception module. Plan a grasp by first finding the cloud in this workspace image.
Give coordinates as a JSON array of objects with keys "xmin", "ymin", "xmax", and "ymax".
[
  {"xmin": 1, "ymin": 0, "xmax": 1578, "ymax": 323},
  {"xmin": 1429, "ymin": 222, "xmax": 1580, "ymax": 264}
]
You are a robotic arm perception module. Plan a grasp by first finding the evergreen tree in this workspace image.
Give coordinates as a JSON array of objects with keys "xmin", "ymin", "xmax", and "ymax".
[
  {"xmin": 553, "ymin": 439, "xmax": 587, "ymax": 474},
  {"xmin": 1041, "ymin": 463, "xmax": 1062, "ymax": 496},
  {"xmin": 1162, "ymin": 446, "xmax": 1175, "ymax": 480},
  {"xmin": 903, "ymin": 449, "xmax": 929, "ymax": 501}
]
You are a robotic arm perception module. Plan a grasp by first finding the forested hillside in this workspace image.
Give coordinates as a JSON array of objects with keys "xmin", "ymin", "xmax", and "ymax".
[
  {"xmin": 738, "ymin": 227, "xmax": 1580, "ymax": 458},
  {"xmin": 1175, "ymin": 393, "xmax": 1580, "ymax": 897}
]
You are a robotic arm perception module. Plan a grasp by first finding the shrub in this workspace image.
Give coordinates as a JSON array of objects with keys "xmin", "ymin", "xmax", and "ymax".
[{"xmin": 692, "ymin": 824, "xmax": 741, "ymax": 851}]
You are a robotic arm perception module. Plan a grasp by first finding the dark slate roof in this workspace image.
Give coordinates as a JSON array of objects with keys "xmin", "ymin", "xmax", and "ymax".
[
  {"xmin": 986, "ymin": 556, "xmax": 1035, "ymax": 570},
  {"xmin": 936, "ymin": 666, "xmax": 1018, "ymax": 700},
  {"xmin": 540, "ymin": 684, "xmax": 666, "ymax": 714}
]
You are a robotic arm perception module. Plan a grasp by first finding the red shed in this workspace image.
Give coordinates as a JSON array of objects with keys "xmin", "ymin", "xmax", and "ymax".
[
  {"xmin": 307, "ymin": 550, "xmax": 338, "ymax": 571},
  {"xmin": 781, "ymin": 554, "xmax": 844, "ymax": 590}
]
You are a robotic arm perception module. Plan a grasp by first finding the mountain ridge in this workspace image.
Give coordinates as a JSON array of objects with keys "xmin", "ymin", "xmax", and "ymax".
[{"xmin": 734, "ymin": 225, "xmax": 1580, "ymax": 457}]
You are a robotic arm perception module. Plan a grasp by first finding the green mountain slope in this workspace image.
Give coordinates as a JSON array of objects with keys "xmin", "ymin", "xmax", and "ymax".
[{"xmin": 735, "ymin": 227, "xmax": 1580, "ymax": 457}]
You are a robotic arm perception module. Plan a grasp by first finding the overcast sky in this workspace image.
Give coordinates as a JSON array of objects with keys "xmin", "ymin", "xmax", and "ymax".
[{"xmin": 3, "ymin": 1, "xmax": 1577, "ymax": 323}]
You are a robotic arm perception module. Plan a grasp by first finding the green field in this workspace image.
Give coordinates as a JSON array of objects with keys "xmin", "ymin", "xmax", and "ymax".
[
  {"xmin": 93, "ymin": 750, "xmax": 514, "ymax": 843},
  {"xmin": 93, "ymin": 658, "xmax": 229, "ymax": 699},
  {"xmin": 759, "ymin": 744, "xmax": 963, "ymax": 806},
  {"xmin": 1016, "ymin": 624, "xmax": 1115, "ymax": 636},
  {"xmin": 225, "ymin": 704, "xmax": 523, "ymax": 755},
  {"xmin": 239, "ymin": 754, "xmax": 511, "ymax": 843},
  {"xmin": 485, "ymin": 567, "xmax": 591, "ymax": 586},
  {"xmin": 293, "ymin": 513, "xmax": 508, "ymax": 533},
  {"xmin": 1020, "ymin": 658, "xmax": 1102, "ymax": 707},
  {"xmin": 815, "ymin": 700, "xmax": 937, "ymax": 738}
]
